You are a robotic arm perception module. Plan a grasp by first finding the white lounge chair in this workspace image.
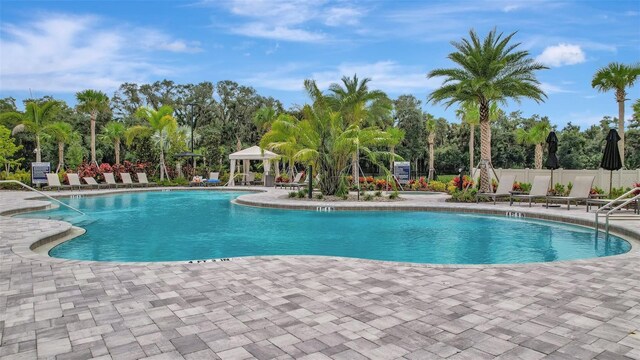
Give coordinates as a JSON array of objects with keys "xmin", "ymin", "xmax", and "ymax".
[
  {"xmin": 136, "ymin": 173, "xmax": 155, "ymax": 187},
  {"xmin": 120, "ymin": 173, "xmax": 138, "ymax": 188},
  {"xmin": 510, "ymin": 176, "xmax": 551, "ymax": 207},
  {"xmin": 83, "ymin": 176, "xmax": 105, "ymax": 189},
  {"xmin": 205, "ymin": 172, "xmax": 221, "ymax": 186},
  {"xmin": 103, "ymin": 172, "xmax": 119, "ymax": 188},
  {"xmin": 277, "ymin": 173, "xmax": 302, "ymax": 189},
  {"xmin": 476, "ymin": 174, "xmax": 516, "ymax": 204},
  {"xmin": 45, "ymin": 173, "xmax": 69, "ymax": 191},
  {"xmin": 546, "ymin": 176, "xmax": 595, "ymax": 210},
  {"xmin": 66, "ymin": 173, "xmax": 86, "ymax": 190}
]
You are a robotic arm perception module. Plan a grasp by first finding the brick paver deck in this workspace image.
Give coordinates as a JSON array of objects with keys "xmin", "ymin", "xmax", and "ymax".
[{"xmin": 1, "ymin": 188, "xmax": 639, "ymax": 359}]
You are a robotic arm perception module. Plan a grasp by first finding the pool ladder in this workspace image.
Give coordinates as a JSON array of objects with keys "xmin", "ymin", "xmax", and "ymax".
[
  {"xmin": 595, "ymin": 189, "xmax": 640, "ymax": 235},
  {"xmin": 316, "ymin": 206, "xmax": 335, "ymax": 212}
]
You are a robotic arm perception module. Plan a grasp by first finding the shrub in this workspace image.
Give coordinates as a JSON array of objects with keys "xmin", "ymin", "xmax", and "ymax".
[
  {"xmin": 0, "ymin": 169, "xmax": 31, "ymax": 189},
  {"xmin": 429, "ymin": 180, "xmax": 447, "ymax": 192},
  {"xmin": 363, "ymin": 193, "xmax": 374, "ymax": 201},
  {"xmin": 513, "ymin": 182, "xmax": 532, "ymax": 193},
  {"xmin": 315, "ymin": 193, "xmax": 324, "ymax": 200},
  {"xmin": 448, "ymin": 188, "xmax": 478, "ymax": 202},
  {"xmin": 374, "ymin": 190, "xmax": 382, "ymax": 197},
  {"xmin": 296, "ymin": 190, "xmax": 306, "ymax": 198},
  {"xmin": 288, "ymin": 191, "xmax": 297, "ymax": 198},
  {"xmin": 388, "ymin": 191, "xmax": 399, "ymax": 200},
  {"xmin": 437, "ymin": 175, "xmax": 456, "ymax": 183},
  {"xmin": 552, "ymin": 183, "xmax": 566, "ymax": 196}
]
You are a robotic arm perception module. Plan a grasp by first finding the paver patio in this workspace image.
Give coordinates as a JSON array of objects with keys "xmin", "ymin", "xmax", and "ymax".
[{"xmin": 0, "ymin": 188, "xmax": 639, "ymax": 359}]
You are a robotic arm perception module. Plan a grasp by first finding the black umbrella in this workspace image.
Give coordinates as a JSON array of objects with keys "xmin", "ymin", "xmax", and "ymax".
[
  {"xmin": 545, "ymin": 131, "xmax": 560, "ymax": 191},
  {"xmin": 600, "ymin": 129, "xmax": 623, "ymax": 196}
]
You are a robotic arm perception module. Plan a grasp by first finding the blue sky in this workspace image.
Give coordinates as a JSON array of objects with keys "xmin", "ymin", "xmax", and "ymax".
[{"xmin": 1, "ymin": 0, "xmax": 639, "ymax": 128}]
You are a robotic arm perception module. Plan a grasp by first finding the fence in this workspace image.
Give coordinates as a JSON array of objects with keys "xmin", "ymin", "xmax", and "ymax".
[{"xmin": 472, "ymin": 168, "xmax": 640, "ymax": 189}]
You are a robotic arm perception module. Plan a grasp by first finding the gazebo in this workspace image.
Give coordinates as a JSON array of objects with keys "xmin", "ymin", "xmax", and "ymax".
[{"xmin": 228, "ymin": 146, "xmax": 279, "ymax": 186}]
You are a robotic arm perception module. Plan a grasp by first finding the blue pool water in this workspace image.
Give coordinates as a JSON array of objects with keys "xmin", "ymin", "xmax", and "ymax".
[{"xmin": 19, "ymin": 191, "xmax": 630, "ymax": 264}]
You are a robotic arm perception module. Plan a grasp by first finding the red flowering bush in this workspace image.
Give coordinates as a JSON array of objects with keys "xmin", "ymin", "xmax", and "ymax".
[
  {"xmin": 99, "ymin": 163, "xmax": 113, "ymax": 174},
  {"xmin": 633, "ymin": 182, "xmax": 640, "ymax": 195},
  {"xmin": 75, "ymin": 162, "xmax": 102, "ymax": 181},
  {"xmin": 452, "ymin": 175, "xmax": 474, "ymax": 189},
  {"xmin": 276, "ymin": 175, "xmax": 290, "ymax": 183}
]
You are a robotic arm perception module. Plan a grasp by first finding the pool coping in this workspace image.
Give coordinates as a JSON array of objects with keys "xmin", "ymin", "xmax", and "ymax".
[{"xmin": 3, "ymin": 186, "xmax": 640, "ymax": 269}]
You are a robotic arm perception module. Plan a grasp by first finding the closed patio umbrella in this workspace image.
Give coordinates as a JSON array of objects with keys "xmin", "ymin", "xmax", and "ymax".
[
  {"xmin": 545, "ymin": 131, "xmax": 559, "ymax": 191},
  {"xmin": 600, "ymin": 129, "xmax": 623, "ymax": 196}
]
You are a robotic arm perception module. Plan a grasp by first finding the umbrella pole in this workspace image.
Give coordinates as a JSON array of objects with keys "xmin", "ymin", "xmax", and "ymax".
[{"xmin": 609, "ymin": 170, "xmax": 613, "ymax": 197}]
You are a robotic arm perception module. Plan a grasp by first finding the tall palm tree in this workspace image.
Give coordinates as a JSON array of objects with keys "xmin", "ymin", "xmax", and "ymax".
[
  {"xmin": 328, "ymin": 74, "xmax": 393, "ymax": 179},
  {"xmin": 76, "ymin": 90, "xmax": 110, "ymax": 164},
  {"xmin": 455, "ymin": 101, "xmax": 501, "ymax": 172},
  {"xmin": 43, "ymin": 122, "xmax": 75, "ymax": 172},
  {"xmin": 100, "ymin": 122, "xmax": 127, "ymax": 164},
  {"xmin": 1, "ymin": 101, "xmax": 59, "ymax": 162},
  {"xmin": 253, "ymin": 106, "xmax": 278, "ymax": 133},
  {"xmin": 425, "ymin": 114, "xmax": 437, "ymax": 181},
  {"xmin": 515, "ymin": 119, "xmax": 551, "ymax": 169},
  {"xmin": 386, "ymin": 127, "xmax": 405, "ymax": 173},
  {"xmin": 127, "ymin": 106, "xmax": 177, "ymax": 181},
  {"xmin": 428, "ymin": 28, "xmax": 547, "ymax": 192},
  {"xmin": 591, "ymin": 62, "xmax": 640, "ymax": 166}
]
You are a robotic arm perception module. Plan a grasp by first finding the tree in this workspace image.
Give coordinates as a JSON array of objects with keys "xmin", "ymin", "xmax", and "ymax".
[
  {"xmin": 428, "ymin": 28, "xmax": 547, "ymax": 191},
  {"xmin": 515, "ymin": 117, "xmax": 551, "ymax": 169},
  {"xmin": 591, "ymin": 62, "xmax": 640, "ymax": 166},
  {"xmin": 394, "ymin": 95, "xmax": 426, "ymax": 176},
  {"xmin": 0, "ymin": 100, "xmax": 59, "ymax": 162},
  {"xmin": 328, "ymin": 74, "xmax": 393, "ymax": 179},
  {"xmin": 261, "ymin": 79, "xmax": 399, "ymax": 195},
  {"xmin": 0, "ymin": 125, "xmax": 23, "ymax": 176},
  {"xmin": 253, "ymin": 106, "xmax": 279, "ymax": 134},
  {"xmin": 100, "ymin": 122, "xmax": 127, "ymax": 164},
  {"xmin": 76, "ymin": 90, "xmax": 110, "ymax": 164},
  {"xmin": 43, "ymin": 122, "xmax": 75, "ymax": 172},
  {"xmin": 425, "ymin": 114, "xmax": 437, "ymax": 180},
  {"xmin": 128, "ymin": 106, "xmax": 177, "ymax": 181}
]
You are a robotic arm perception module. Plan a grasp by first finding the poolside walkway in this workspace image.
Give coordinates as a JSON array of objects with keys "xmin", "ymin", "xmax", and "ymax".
[{"xmin": 1, "ymin": 187, "xmax": 639, "ymax": 360}]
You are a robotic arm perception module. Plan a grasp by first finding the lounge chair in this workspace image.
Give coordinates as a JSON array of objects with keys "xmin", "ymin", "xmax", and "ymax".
[
  {"xmin": 66, "ymin": 173, "xmax": 87, "ymax": 190},
  {"xmin": 289, "ymin": 173, "xmax": 309, "ymax": 190},
  {"xmin": 242, "ymin": 172, "xmax": 256, "ymax": 186},
  {"xmin": 546, "ymin": 176, "xmax": 595, "ymax": 210},
  {"xmin": 136, "ymin": 173, "xmax": 155, "ymax": 187},
  {"xmin": 204, "ymin": 172, "xmax": 221, "ymax": 186},
  {"xmin": 44, "ymin": 173, "xmax": 70, "ymax": 191},
  {"xmin": 510, "ymin": 176, "xmax": 551, "ymax": 207},
  {"xmin": 190, "ymin": 175, "xmax": 205, "ymax": 187},
  {"xmin": 83, "ymin": 176, "xmax": 105, "ymax": 189},
  {"xmin": 120, "ymin": 173, "xmax": 137, "ymax": 188},
  {"xmin": 476, "ymin": 174, "xmax": 516, "ymax": 204},
  {"xmin": 103, "ymin": 172, "xmax": 119, "ymax": 188},
  {"xmin": 276, "ymin": 173, "xmax": 302, "ymax": 189}
]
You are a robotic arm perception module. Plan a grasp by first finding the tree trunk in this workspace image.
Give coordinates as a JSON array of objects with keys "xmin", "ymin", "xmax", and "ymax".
[
  {"xmin": 389, "ymin": 145, "xmax": 395, "ymax": 173},
  {"xmin": 35, "ymin": 135, "xmax": 42, "ymax": 162},
  {"xmin": 469, "ymin": 124, "xmax": 475, "ymax": 172},
  {"xmin": 535, "ymin": 143, "xmax": 543, "ymax": 169},
  {"xmin": 616, "ymin": 89, "xmax": 625, "ymax": 167},
  {"xmin": 90, "ymin": 111, "xmax": 97, "ymax": 164},
  {"xmin": 159, "ymin": 133, "xmax": 167, "ymax": 181},
  {"xmin": 428, "ymin": 133, "xmax": 435, "ymax": 181},
  {"xmin": 352, "ymin": 153, "xmax": 358, "ymax": 180},
  {"xmin": 115, "ymin": 138, "xmax": 120, "ymax": 165},
  {"xmin": 479, "ymin": 102, "xmax": 492, "ymax": 193},
  {"xmin": 57, "ymin": 141, "xmax": 64, "ymax": 172}
]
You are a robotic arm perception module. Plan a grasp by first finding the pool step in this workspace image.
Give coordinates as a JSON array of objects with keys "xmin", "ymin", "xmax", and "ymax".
[{"xmin": 316, "ymin": 206, "xmax": 335, "ymax": 212}]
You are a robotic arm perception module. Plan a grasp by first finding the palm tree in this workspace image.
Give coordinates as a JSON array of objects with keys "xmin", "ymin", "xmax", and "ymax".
[
  {"xmin": 43, "ymin": 122, "xmax": 75, "ymax": 172},
  {"xmin": 428, "ymin": 28, "xmax": 547, "ymax": 192},
  {"xmin": 1, "ymin": 101, "xmax": 59, "ymax": 162},
  {"xmin": 425, "ymin": 114, "xmax": 437, "ymax": 181},
  {"xmin": 127, "ymin": 106, "xmax": 177, "ymax": 181},
  {"xmin": 455, "ymin": 101, "xmax": 501, "ymax": 172},
  {"xmin": 515, "ymin": 119, "xmax": 551, "ymax": 169},
  {"xmin": 259, "ymin": 114, "xmax": 301, "ymax": 179},
  {"xmin": 591, "ymin": 62, "xmax": 640, "ymax": 166},
  {"xmin": 100, "ymin": 122, "xmax": 127, "ymax": 164},
  {"xmin": 328, "ymin": 74, "xmax": 393, "ymax": 179},
  {"xmin": 261, "ymin": 79, "xmax": 398, "ymax": 195},
  {"xmin": 386, "ymin": 127, "xmax": 405, "ymax": 173},
  {"xmin": 76, "ymin": 90, "xmax": 110, "ymax": 164},
  {"xmin": 253, "ymin": 106, "xmax": 278, "ymax": 133}
]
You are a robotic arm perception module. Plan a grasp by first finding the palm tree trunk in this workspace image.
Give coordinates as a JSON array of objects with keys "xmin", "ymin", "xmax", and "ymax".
[
  {"xmin": 616, "ymin": 89, "xmax": 625, "ymax": 167},
  {"xmin": 535, "ymin": 143, "xmax": 543, "ymax": 169},
  {"xmin": 114, "ymin": 138, "xmax": 120, "ymax": 164},
  {"xmin": 479, "ymin": 102, "xmax": 492, "ymax": 193},
  {"xmin": 352, "ymin": 153, "xmax": 358, "ymax": 180},
  {"xmin": 35, "ymin": 134, "xmax": 42, "ymax": 163},
  {"xmin": 159, "ymin": 134, "xmax": 166, "ymax": 181},
  {"xmin": 469, "ymin": 124, "xmax": 475, "ymax": 172},
  {"xmin": 57, "ymin": 142, "xmax": 64, "ymax": 172},
  {"xmin": 90, "ymin": 111, "xmax": 97, "ymax": 164},
  {"xmin": 428, "ymin": 134, "xmax": 435, "ymax": 181},
  {"xmin": 389, "ymin": 146, "xmax": 395, "ymax": 173}
]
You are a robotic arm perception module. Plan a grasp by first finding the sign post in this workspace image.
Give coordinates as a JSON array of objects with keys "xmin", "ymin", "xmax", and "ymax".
[
  {"xmin": 31, "ymin": 162, "xmax": 50, "ymax": 186},
  {"xmin": 393, "ymin": 161, "xmax": 410, "ymax": 185}
]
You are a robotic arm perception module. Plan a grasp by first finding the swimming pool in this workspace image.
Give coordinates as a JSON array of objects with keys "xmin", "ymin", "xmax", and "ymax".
[{"xmin": 20, "ymin": 191, "xmax": 630, "ymax": 264}]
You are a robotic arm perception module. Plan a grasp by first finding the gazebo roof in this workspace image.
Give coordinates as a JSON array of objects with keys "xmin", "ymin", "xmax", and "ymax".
[{"xmin": 229, "ymin": 146, "xmax": 278, "ymax": 160}]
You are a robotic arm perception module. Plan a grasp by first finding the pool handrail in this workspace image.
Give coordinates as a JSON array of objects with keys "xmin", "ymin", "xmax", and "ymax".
[
  {"xmin": 594, "ymin": 187, "xmax": 640, "ymax": 233},
  {"xmin": 0, "ymin": 180, "xmax": 85, "ymax": 215}
]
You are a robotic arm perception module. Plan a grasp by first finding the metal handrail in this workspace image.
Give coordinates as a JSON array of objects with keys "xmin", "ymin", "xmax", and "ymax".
[
  {"xmin": 602, "ymin": 193, "xmax": 640, "ymax": 233},
  {"xmin": 0, "ymin": 180, "xmax": 85, "ymax": 215}
]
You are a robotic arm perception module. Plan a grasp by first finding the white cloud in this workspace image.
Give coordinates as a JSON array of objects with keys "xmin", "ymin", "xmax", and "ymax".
[
  {"xmin": 324, "ymin": 7, "xmax": 364, "ymax": 26},
  {"xmin": 0, "ymin": 13, "xmax": 198, "ymax": 93},
  {"xmin": 540, "ymin": 82, "xmax": 574, "ymax": 94},
  {"xmin": 231, "ymin": 23, "xmax": 325, "ymax": 42},
  {"xmin": 243, "ymin": 61, "xmax": 442, "ymax": 93},
  {"xmin": 536, "ymin": 43, "xmax": 586, "ymax": 67}
]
